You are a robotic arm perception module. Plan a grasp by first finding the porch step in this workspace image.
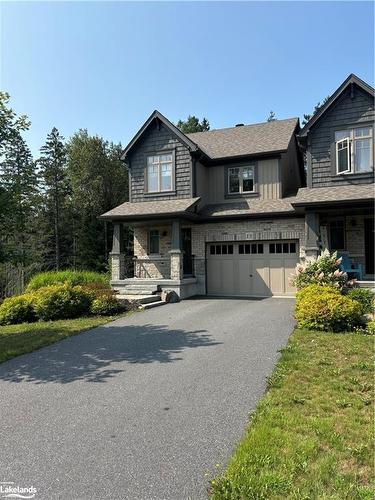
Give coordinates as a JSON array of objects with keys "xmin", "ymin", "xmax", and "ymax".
[
  {"xmin": 116, "ymin": 294, "xmax": 161, "ymax": 305},
  {"xmin": 357, "ymin": 281, "xmax": 375, "ymax": 290},
  {"xmin": 142, "ymin": 299, "xmax": 166, "ymax": 310},
  {"xmin": 118, "ymin": 284, "xmax": 159, "ymax": 295}
]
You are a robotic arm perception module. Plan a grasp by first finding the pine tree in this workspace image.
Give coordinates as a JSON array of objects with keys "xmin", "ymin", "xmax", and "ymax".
[
  {"xmin": 0, "ymin": 133, "xmax": 40, "ymax": 288},
  {"xmin": 38, "ymin": 127, "xmax": 68, "ymax": 270},
  {"xmin": 267, "ymin": 111, "xmax": 277, "ymax": 122},
  {"xmin": 176, "ymin": 115, "xmax": 210, "ymax": 133},
  {"xmin": 302, "ymin": 96, "xmax": 330, "ymax": 126}
]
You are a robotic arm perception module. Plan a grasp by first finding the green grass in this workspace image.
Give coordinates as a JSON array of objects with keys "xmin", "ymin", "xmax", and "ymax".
[
  {"xmin": 211, "ymin": 329, "xmax": 374, "ymax": 499},
  {"xmin": 25, "ymin": 270, "xmax": 109, "ymax": 292},
  {"xmin": 0, "ymin": 315, "xmax": 122, "ymax": 363}
]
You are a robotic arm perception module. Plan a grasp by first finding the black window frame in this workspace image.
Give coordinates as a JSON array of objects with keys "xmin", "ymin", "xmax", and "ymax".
[{"xmin": 148, "ymin": 229, "xmax": 160, "ymax": 255}]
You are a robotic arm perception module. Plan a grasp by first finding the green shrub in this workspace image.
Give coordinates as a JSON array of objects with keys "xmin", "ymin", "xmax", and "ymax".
[
  {"xmin": 32, "ymin": 284, "xmax": 91, "ymax": 321},
  {"xmin": 295, "ymin": 284, "xmax": 362, "ymax": 332},
  {"xmin": 366, "ymin": 319, "xmax": 375, "ymax": 335},
  {"xmin": 26, "ymin": 270, "xmax": 109, "ymax": 292},
  {"xmin": 90, "ymin": 295, "xmax": 122, "ymax": 316},
  {"xmin": 0, "ymin": 294, "xmax": 36, "ymax": 325},
  {"xmin": 347, "ymin": 288, "xmax": 374, "ymax": 315},
  {"xmin": 290, "ymin": 250, "xmax": 350, "ymax": 290}
]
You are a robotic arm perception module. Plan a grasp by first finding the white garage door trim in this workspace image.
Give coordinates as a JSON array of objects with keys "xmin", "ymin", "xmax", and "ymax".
[{"xmin": 206, "ymin": 240, "xmax": 299, "ymax": 297}]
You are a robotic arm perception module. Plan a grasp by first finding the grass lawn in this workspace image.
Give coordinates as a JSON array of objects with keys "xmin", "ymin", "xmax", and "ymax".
[
  {"xmin": 211, "ymin": 329, "xmax": 374, "ymax": 499},
  {"xmin": 0, "ymin": 315, "xmax": 124, "ymax": 364}
]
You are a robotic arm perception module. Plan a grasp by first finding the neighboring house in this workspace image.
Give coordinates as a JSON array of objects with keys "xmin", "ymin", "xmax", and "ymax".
[{"xmin": 101, "ymin": 74, "xmax": 374, "ymax": 298}]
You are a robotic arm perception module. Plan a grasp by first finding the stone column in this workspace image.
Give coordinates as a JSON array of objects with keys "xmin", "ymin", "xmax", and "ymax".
[
  {"xmin": 110, "ymin": 222, "xmax": 125, "ymax": 281},
  {"xmin": 169, "ymin": 219, "xmax": 182, "ymax": 280},
  {"xmin": 305, "ymin": 211, "xmax": 319, "ymax": 261}
]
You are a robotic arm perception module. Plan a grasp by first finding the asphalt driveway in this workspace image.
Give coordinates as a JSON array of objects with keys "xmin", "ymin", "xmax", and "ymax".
[{"xmin": 0, "ymin": 297, "xmax": 294, "ymax": 500}]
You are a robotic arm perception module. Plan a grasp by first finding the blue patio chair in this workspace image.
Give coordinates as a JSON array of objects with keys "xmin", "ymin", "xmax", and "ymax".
[{"xmin": 337, "ymin": 252, "xmax": 363, "ymax": 280}]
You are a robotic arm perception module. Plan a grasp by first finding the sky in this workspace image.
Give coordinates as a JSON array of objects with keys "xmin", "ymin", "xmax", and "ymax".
[{"xmin": 1, "ymin": 1, "xmax": 374, "ymax": 156}]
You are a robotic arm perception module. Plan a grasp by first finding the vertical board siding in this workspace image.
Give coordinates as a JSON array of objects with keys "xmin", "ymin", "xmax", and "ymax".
[
  {"xmin": 309, "ymin": 86, "xmax": 374, "ymax": 188},
  {"xmin": 129, "ymin": 122, "xmax": 192, "ymax": 201}
]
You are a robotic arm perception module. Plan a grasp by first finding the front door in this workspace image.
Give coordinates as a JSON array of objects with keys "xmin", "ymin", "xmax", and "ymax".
[
  {"xmin": 364, "ymin": 218, "xmax": 374, "ymax": 275},
  {"xmin": 182, "ymin": 228, "xmax": 193, "ymax": 276}
]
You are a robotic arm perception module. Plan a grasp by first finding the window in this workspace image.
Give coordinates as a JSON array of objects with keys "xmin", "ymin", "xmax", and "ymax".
[
  {"xmin": 146, "ymin": 153, "xmax": 173, "ymax": 192},
  {"xmin": 238, "ymin": 243, "xmax": 264, "ymax": 254},
  {"xmin": 228, "ymin": 165, "xmax": 255, "ymax": 194},
  {"xmin": 210, "ymin": 244, "xmax": 234, "ymax": 255},
  {"xmin": 149, "ymin": 230, "xmax": 160, "ymax": 254},
  {"xmin": 329, "ymin": 220, "xmax": 345, "ymax": 250},
  {"xmin": 269, "ymin": 242, "xmax": 296, "ymax": 254},
  {"xmin": 335, "ymin": 127, "xmax": 373, "ymax": 174}
]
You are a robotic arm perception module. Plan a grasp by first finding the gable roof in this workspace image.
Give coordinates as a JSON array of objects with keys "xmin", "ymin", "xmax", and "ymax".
[
  {"xmin": 186, "ymin": 118, "xmax": 299, "ymax": 160},
  {"xmin": 299, "ymin": 74, "xmax": 375, "ymax": 137},
  {"xmin": 121, "ymin": 110, "xmax": 200, "ymax": 160}
]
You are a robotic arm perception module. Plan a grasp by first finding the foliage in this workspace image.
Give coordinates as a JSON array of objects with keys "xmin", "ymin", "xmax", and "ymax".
[
  {"xmin": 0, "ymin": 316, "xmax": 121, "ymax": 364},
  {"xmin": 295, "ymin": 284, "xmax": 362, "ymax": 332},
  {"xmin": 347, "ymin": 288, "xmax": 374, "ymax": 316},
  {"xmin": 366, "ymin": 319, "xmax": 375, "ymax": 335},
  {"xmin": 67, "ymin": 130, "xmax": 129, "ymax": 271},
  {"xmin": 267, "ymin": 110, "xmax": 277, "ymax": 122},
  {"xmin": 0, "ymin": 294, "xmax": 36, "ymax": 325},
  {"xmin": 38, "ymin": 127, "xmax": 70, "ymax": 270},
  {"xmin": 302, "ymin": 95, "xmax": 330, "ymax": 126},
  {"xmin": 90, "ymin": 295, "xmax": 122, "ymax": 315},
  {"xmin": 32, "ymin": 284, "xmax": 91, "ymax": 321},
  {"xmin": 0, "ymin": 91, "xmax": 30, "ymax": 156},
  {"xmin": 210, "ymin": 329, "xmax": 374, "ymax": 499},
  {"xmin": 290, "ymin": 250, "xmax": 350, "ymax": 290},
  {"xmin": 176, "ymin": 115, "xmax": 210, "ymax": 133},
  {"xmin": 26, "ymin": 270, "xmax": 109, "ymax": 291}
]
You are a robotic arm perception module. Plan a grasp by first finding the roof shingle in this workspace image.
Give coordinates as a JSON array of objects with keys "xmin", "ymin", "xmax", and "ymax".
[
  {"xmin": 100, "ymin": 197, "xmax": 200, "ymax": 219},
  {"xmin": 293, "ymin": 185, "xmax": 374, "ymax": 205},
  {"xmin": 187, "ymin": 118, "xmax": 298, "ymax": 159}
]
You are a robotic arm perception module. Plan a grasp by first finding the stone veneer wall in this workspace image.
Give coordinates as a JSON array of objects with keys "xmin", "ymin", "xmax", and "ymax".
[{"xmin": 133, "ymin": 225, "xmax": 171, "ymax": 279}]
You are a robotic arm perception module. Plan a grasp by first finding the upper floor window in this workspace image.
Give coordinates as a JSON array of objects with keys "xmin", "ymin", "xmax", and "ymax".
[
  {"xmin": 228, "ymin": 165, "xmax": 255, "ymax": 194},
  {"xmin": 335, "ymin": 127, "xmax": 373, "ymax": 174},
  {"xmin": 146, "ymin": 153, "xmax": 173, "ymax": 192}
]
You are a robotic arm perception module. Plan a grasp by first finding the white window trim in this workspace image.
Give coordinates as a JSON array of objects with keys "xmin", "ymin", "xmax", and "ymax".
[
  {"xmin": 228, "ymin": 165, "xmax": 255, "ymax": 194},
  {"xmin": 146, "ymin": 153, "xmax": 174, "ymax": 193},
  {"xmin": 336, "ymin": 138, "xmax": 350, "ymax": 174},
  {"xmin": 335, "ymin": 127, "xmax": 373, "ymax": 175}
]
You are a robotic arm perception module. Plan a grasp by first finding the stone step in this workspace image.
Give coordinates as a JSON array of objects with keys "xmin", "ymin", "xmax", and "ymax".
[
  {"xmin": 116, "ymin": 294, "xmax": 161, "ymax": 305},
  {"xmin": 121, "ymin": 289, "xmax": 158, "ymax": 296},
  {"xmin": 142, "ymin": 300, "xmax": 166, "ymax": 310},
  {"xmin": 357, "ymin": 281, "xmax": 375, "ymax": 290}
]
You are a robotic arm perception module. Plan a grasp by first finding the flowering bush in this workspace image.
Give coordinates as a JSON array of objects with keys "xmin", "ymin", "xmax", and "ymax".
[{"xmin": 290, "ymin": 250, "xmax": 353, "ymax": 290}]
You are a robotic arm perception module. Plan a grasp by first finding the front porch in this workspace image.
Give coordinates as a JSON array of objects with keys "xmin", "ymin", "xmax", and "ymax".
[
  {"xmin": 110, "ymin": 219, "xmax": 203, "ymax": 299},
  {"xmin": 305, "ymin": 209, "xmax": 374, "ymax": 283}
]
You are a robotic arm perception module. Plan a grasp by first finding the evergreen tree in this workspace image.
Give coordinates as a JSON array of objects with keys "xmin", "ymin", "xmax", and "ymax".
[
  {"xmin": 302, "ymin": 96, "xmax": 330, "ymax": 126},
  {"xmin": 67, "ymin": 130, "xmax": 129, "ymax": 271},
  {"xmin": 176, "ymin": 115, "xmax": 210, "ymax": 133},
  {"xmin": 38, "ymin": 127, "xmax": 69, "ymax": 270},
  {"xmin": 0, "ymin": 133, "xmax": 40, "ymax": 288}
]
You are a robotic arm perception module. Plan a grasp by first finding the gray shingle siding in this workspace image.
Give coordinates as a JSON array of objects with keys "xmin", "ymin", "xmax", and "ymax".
[
  {"xmin": 128, "ymin": 121, "xmax": 192, "ymax": 202},
  {"xmin": 309, "ymin": 86, "xmax": 374, "ymax": 188}
]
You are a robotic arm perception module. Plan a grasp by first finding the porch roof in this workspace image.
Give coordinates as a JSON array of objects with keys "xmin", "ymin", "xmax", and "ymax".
[
  {"xmin": 198, "ymin": 197, "xmax": 297, "ymax": 218},
  {"xmin": 99, "ymin": 197, "xmax": 201, "ymax": 220},
  {"xmin": 292, "ymin": 185, "xmax": 375, "ymax": 207}
]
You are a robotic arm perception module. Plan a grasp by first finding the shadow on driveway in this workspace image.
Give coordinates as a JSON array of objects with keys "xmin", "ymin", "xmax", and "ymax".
[{"xmin": 0, "ymin": 322, "xmax": 220, "ymax": 385}]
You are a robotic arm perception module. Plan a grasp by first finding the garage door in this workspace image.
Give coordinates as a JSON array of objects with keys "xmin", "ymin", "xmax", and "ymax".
[{"xmin": 206, "ymin": 240, "xmax": 298, "ymax": 297}]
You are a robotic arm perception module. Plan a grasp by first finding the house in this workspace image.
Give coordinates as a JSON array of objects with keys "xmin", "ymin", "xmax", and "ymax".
[{"xmin": 100, "ymin": 74, "xmax": 374, "ymax": 299}]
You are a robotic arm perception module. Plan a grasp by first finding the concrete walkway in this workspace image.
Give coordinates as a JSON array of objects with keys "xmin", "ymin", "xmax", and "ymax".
[{"xmin": 0, "ymin": 297, "xmax": 294, "ymax": 499}]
